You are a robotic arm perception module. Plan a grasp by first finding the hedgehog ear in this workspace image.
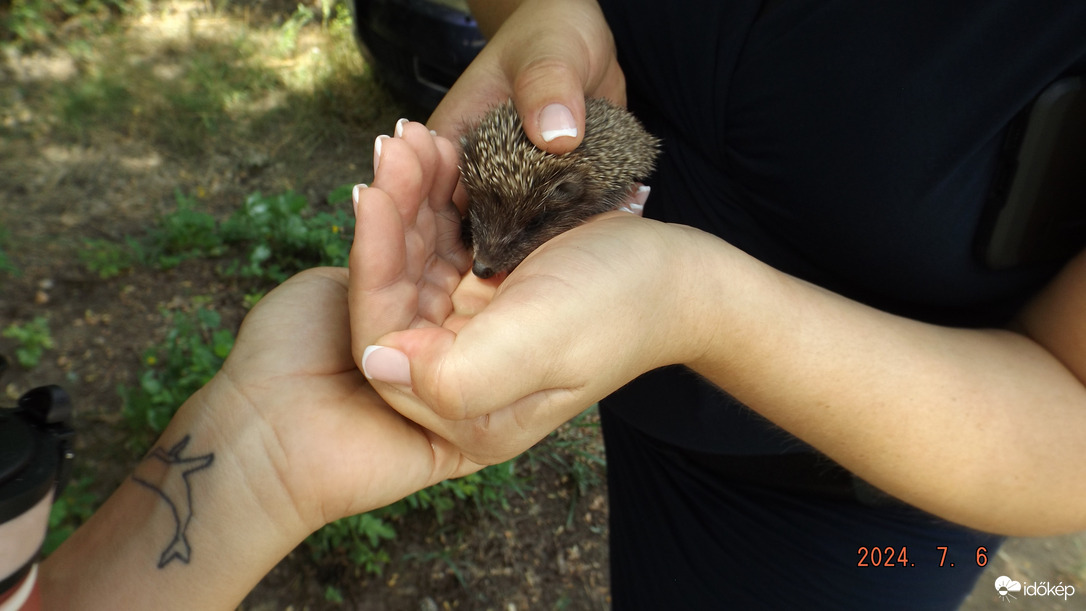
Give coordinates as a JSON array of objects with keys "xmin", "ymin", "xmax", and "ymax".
[{"xmin": 548, "ymin": 180, "xmax": 584, "ymax": 204}]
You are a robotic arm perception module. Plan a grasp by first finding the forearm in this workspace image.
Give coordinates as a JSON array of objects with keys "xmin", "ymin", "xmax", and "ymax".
[
  {"xmin": 673, "ymin": 227, "xmax": 1086, "ymax": 535},
  {"xmin": 39, "ymin": 376, "xmax": 307, "ymax": 610}
]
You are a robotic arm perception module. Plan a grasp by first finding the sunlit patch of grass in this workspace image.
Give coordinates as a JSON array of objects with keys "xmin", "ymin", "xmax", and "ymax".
[
  {"xmin": 2, "ymin": 0, "xmax": 149, "ymax": 49},
  {"xmin": 30, "ymin": 0, "xmax": 395, "ymax": 158}
]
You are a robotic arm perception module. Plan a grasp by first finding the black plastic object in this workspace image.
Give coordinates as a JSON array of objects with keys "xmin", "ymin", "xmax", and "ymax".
[{"xmin": 0, "ymin": 385, "xmax": 75, "ymax": 523}]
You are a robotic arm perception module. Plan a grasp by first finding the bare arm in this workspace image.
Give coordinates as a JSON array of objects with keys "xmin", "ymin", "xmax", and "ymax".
[
  {"xmin": 681, "ymin": 235, "xmax": 1086, "ymax": 536},
  {"xmin": 38, "ymin": 379, "xmax": 303, "ymax": 610},
  {"xmin": 360, "ymin": 210, "xmax": 1086, "ymax": 537},
  {"xmin": 39, "ymin": 269, "xmax": 480, "ymax": 609}
]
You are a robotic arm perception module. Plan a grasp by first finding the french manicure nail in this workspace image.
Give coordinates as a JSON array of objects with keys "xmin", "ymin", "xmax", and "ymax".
[
  {"xmin": 361, "ymin": 345, "xmax": 412, "ymax": 386},
  {"xmin": 373, "ymin": 135, "xmax": 388, "ymax": 175},
  {"xmin": 394, "ymin": 118, "xmax": 408, "ymax": 138},
  {"xmin": 352, "ymin": 183, "xmax": 367, "ymax": 216},
  {"xmin": 539, "ymin": 103, "xmax": 578, "ymax": 142},
  {"xmin": 619, "ymin": 184, "xmax": 649, "ymax": 215}
]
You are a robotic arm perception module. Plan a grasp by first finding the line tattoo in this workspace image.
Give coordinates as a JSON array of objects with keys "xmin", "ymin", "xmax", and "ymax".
[{"xmin": 132, "ymin": 435, "xmax": 215, "ymax": 568}]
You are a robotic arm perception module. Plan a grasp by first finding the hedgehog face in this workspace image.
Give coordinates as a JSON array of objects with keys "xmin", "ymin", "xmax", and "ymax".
[
  {"xmin": 464, "ymin": 159, "xmax": 605, "ymax": 279},
  {"xmin": 458, "ymin": 98, "xmax": 659, "ymax": 280}
]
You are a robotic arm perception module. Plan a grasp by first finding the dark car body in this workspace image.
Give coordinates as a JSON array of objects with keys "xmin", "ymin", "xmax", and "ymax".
[{"xmin": 349, "ymin": 0, "xmax": 486, "ymax": 112}]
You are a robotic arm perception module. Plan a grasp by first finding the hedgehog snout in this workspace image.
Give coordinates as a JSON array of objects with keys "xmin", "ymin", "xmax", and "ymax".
[{"xmin": 472, "ymin": 259, "xmax": 497, "ymax": 279}]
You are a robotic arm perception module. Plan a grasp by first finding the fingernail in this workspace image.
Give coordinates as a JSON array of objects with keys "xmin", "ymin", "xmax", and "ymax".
[
  {"xmin": 394, "ymin": 118, "xmax": 408, "ymax": 138},
  {"xmin": 373, "ymin": 135, "xmax": 388, "ymax": 175},
  {"xmin": 361, "ymin": 345, "xmax": 412, "ymax": 386},
  {"xmin": 619, "ymin": 184, "xmax": 649, "ymax": 215},
  {"xmin": 352, "ymin": 183, "xmax": 367, "ymax": 216},
  {"xmin": 429, "ymin": 129, "xmax": 438, "ymax": 137},
  {"xmin": 539, "ymin": 103, "xmax": 577, "ymax": 142},
  {"xmin": 635, "ymin": 184, "xmax": 651, "ymax": 206}
]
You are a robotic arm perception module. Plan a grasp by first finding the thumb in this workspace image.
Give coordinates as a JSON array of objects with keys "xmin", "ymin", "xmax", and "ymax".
[
  {"xmin": 495, "ymin": 0, "xmax": 623, "ymax": 154},
  {"xmin": 509, "ymin": 60, "xmax": 587, "ymax": 154}
]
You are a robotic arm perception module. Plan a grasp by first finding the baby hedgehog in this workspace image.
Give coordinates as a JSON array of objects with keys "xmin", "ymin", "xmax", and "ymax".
[{"xmin": 459, "ymin": 97, "xmax": 660, "ymax": 279}]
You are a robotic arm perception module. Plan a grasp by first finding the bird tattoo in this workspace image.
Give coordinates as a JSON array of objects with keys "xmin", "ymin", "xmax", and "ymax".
[{"xmin": 132, "ymin": 435, "xmax": 215, "ymax": 568}]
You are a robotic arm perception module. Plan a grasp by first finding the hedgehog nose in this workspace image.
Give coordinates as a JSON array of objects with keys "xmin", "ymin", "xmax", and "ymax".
[{"xmin": 472, "ymin": 261, "xmax": 496, "ymax": 279}]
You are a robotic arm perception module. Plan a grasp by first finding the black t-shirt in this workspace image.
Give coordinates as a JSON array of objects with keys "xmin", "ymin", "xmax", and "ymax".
[{"xmin": 597, "ymin": 0, "xmax": 1086, "ymax": 454}]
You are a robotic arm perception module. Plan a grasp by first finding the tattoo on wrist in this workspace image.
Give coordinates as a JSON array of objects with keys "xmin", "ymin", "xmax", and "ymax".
[{"xmin": 132, "ymin": 435, "xmax": 215, "ymax": 568}]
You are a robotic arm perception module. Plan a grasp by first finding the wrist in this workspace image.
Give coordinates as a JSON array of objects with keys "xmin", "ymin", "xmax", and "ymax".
[
  {"xmin": 184, "ymin": 372, "xmax": 313, "ymax": 543},
  {"xmin": 664, "ymin": 224, "xmax": 790, "ymax": 375},
  {"xmin": 40, "ymin": 375, "xmax": 311, "ymax": 610}
]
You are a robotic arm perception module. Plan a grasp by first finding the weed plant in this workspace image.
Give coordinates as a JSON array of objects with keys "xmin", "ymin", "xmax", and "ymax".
[
  {"xmin": 528, "ymin": 408, "xmax": 607, "ymax": 528},
  {"xmin": 2, "ymin": 316, "xmax": 55, "ymax": 368},
  {"xmin": 307, "ymin": 459, "xmax": 527, "ymax": 577},
  {"xmin": 119, "ymin": 300, "xmax": 234, "ymax": 453},
  {"xmin": 43, "ymin": 474, "xmax": 98, "ymax": 555},
  {"xmin": 81, "ymin": 188, "xmax": 355, "ymax": 284}
]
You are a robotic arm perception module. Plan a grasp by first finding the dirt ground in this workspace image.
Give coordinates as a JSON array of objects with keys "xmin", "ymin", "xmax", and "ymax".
[{"xmin": 1, "ymin": 1, "xmax": 1083, "ymax": 609}]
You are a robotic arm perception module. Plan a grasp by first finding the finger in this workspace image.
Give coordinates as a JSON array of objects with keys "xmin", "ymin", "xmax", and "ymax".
[
  {"xmin": 427, "ymin": 132, "xmax": 462, "ymax": 210},
  {"xmin": 394, "ymin": 119, "xmax": 442, "ymax": 206},
  {"xmin": 431, "ymin": 136, "xmax": 472, "ymax": 273},
  {"xmin": 617, "ymin": 184, "xmax": 650, "ymax": 216},
  {"xmin": 394, "ymin": 121, "xmax": 471, "ymax": 274},
  {"xmin": 370, "ymin": 136, "xmax": 425, "ymax": 230},
  {"xmin": 441, "ymin": 388, "xmax": 588, "ymax": 466},
  {"xmin": 416, "ymin": 279, "xmax": 455, "ymax": 328},
  {"xmin": 363, "ymin": 331, "xmax": 586, "ymax": 466},
  {"xmin": 500, "ymin": 0, "xmax": 619, "ymax": 154},
  {"xmin": 349, "ymin": 187, "xmax": 417, "ymax": 353},
  {"xmin": 450, "ymin": 272, "xmax": 498, "ymax": 317},
  {"xmin": 373, "ymin": 290, "xmax": 573, "ymax": 422},
  {"xmin": 507, "ymin": 55, "xmax": 587, "ymax": 154},
  {"xmin": 399, "ymin": 123, "xmax": 472, "ymax": 314}
]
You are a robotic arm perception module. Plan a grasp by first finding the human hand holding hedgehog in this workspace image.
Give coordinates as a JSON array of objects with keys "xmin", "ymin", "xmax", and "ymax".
[
  {"xmin": 348, "ymin": 116, "xmax": 705, "ymax": 465},
  {"xmin": 428, "ymin": 0, "xmax": 625, "ymax": 155}
]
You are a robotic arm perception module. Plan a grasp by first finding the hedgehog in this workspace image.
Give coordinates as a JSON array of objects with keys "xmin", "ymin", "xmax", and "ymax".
[{"xmin": 459, "ymin": 97, "xmax": 660, "ymax": 279}]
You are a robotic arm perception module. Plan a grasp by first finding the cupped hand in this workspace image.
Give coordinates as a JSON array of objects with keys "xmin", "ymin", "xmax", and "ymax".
[
  {"xmin": 206, "ymin": 265, "xmax": 484, "ymax": 534},
  {"xmin": 350, "ymin": 124, "xmax": 705, "ymax": 466},
  {"xmin": 428, "ymin": 0, "xmax": 625, "ymax": 157}
]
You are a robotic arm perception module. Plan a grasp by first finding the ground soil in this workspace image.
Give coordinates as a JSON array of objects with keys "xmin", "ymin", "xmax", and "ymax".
[{"xmin": 1, "ymin": 2, "xmax": 1083, "ymax": 609}]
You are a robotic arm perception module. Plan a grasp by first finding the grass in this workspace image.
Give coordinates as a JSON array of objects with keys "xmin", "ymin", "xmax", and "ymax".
[
  {"xmin": 2, "ymin": 0, "xmax": 395, "ymax": 161},
  {"xmin": 2, "ymin": 0, "xmax": 144, "ymax": 49},
  {"xmin": 79, "ymin": 188, "xmax": 355, "ymax": 283},
  {"xmin": 2, "ymin": 316, "xmax": 55, "ymax": 368},
  {"xmin": 528, "ymin": 407, "xmax": 607, "ymax": 528}
]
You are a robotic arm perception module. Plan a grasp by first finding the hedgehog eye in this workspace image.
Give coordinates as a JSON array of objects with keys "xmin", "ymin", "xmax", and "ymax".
[
  {"xmin": 524, "ymin": 211, "xmax": 550, "ymax": 233},
  {"xmin": 548, "ymin": 180, "xmax": 583, "ymax": 203}
]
